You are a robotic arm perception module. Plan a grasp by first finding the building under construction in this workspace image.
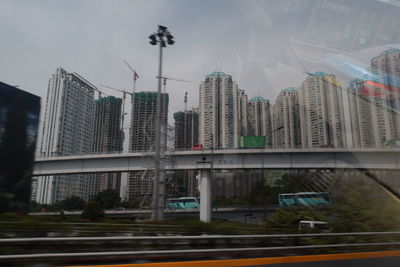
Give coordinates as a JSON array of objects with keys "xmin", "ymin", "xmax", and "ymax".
[
  {"xmin": 174, "ymin": 109, "xmax": 199, "ymax": 150},
  {"xmin": 89, "ymin": 96, "xmax": 123, "ymax": 199},
  {"xmin": 172, "ymin": 109, "xmax": 200, "ymax": 197},
  {"xmin": 127, "ymin": 91, "xmax": 169, "ymax": 200}
]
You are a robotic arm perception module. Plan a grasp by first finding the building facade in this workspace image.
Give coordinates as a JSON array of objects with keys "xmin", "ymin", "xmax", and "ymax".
[
  {"xmin": 0, "ymin": 82, "xmax": 40, "ymax": 212},
  {"xmin": 348, "ymin": 49, "xmax": 400, "ymax": 148},
  {"xmin": 34, "ymin": 68, "xmax": 95, "ymax": 204},
  {"xmin": 370, "ymin": 48, "xmax": 400, "ymax": 144},
  {"xmin": 127, "ymin": 91, "xmax": 168, "ymax": 200},
  {"xmin": 173, "ymin": 109, "xmax": 199, "ymax": 198},
  {"xmin": 92, "ymin": 96, "xmax": 123, "ymax": 154},
  {"xmin": 199, "ymin": 72, "xmax": 238, "ymax": 149},
  {"xmin": 299, "ymin": 72, "xmax": 346, "ymax": 148},
  {"xmin": 237, "ymin": 89, "xmax": 248, "ymax": 137},
  {"xmin": 129, "ymin": 92, "xmax": 168, "ymax": 152},
  {"xmin": 272, "ymin": 87, "xmax": 301, "ymax": 148},
  {"xmin": 174, "ymin": 109, "xmax": 199, "ymax": 150},
  {"xmin": 247, "ymin": 97, "xmax": 272, "ymax": 147},
  {"xmin": 348, "ymin": 76, "xmax": 381, "ymax": 148},
  {"xmin": 88, "ymin": 96, "xmax": 123, "ymax": 199}
]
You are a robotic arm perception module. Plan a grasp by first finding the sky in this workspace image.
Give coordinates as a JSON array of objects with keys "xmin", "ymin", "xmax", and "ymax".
[{"xmin": 1, "ymin": 0, "xmax": 400, "ymax": 128}]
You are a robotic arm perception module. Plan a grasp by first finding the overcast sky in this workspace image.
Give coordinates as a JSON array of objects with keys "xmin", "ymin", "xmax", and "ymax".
[{"xmin": 1, "ymin": 0, "xmax": 400, "ymax": 126}]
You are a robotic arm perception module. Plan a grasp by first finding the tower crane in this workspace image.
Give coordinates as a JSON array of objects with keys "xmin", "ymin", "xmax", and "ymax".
[
  {"xmin": 156, "ymin": 75, "xmax": 191, "ymax": 94},
  {"xmin": 93, "ymin": 86, "xmax": 107, "ymax": 98},
  {"xmin": 156, "ymin": 76, "xmax": 191, "ymax": 112},
  {"xmin": 123, "ymin": 59, "xmax": 139, "ymax": 94},
  {"xmin": 99, "ymin": 84, "xmax": 133, "ymax": 147},
  {"xmin": 157, "ymin": 75, "xmax": 191, "ymax": 84}
]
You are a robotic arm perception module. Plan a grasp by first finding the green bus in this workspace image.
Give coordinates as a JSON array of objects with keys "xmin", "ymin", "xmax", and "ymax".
[
  {"xmin": 279, "ymin": 192, "xmax": 331, "ymax": 208},
  {"xmin": 166, "ymin": 197, "xmax": 200, "ymax": 210}
]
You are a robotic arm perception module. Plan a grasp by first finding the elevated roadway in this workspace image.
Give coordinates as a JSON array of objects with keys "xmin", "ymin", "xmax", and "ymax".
[
  {"xmin": 32, "ymin": 148, "xmax": 400, "ymax": 222},
  {"xmin": 33, "ymin": 148, "xmax": 400, "ymax": 176}
]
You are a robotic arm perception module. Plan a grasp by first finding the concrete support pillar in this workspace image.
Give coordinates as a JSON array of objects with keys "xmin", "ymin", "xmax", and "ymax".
[{"xmin": 200, "ymin": 169, "xmax": 212, "ymax": 223}]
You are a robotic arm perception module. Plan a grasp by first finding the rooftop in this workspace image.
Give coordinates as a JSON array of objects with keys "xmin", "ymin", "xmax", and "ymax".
[
  {"xmin": 95, "ymin": 96, "xmax": 122, "ymax": 103},
  {"xmin": 249, "ymin": 96, "xmax": 268, "ymax": 102},
  {"xmin": 283, "ymin": 87, "xmax": 298, "ymax": 91},
  {"xmin": 308, "ymin": 71, "xmax": 334, "ymax": 77},
  {"xmin": 132, "ymin": 91, "xmax": 169, "ymax": 103},
  {"xmin": 349, "ymin": 74, "xmax": 374, "ymax": 84},
  {"xmin": 206, "ymin": 71, "xmax": 232, "ymax": 77},
  {"xmin": 379, "ymin": 48, "xmax": 400, "ymax": 57}
]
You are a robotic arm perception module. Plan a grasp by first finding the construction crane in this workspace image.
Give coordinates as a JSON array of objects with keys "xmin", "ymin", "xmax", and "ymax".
[
  {"xmin": 156, "ymin": 75, "xmax": 191, "ymax": 94},
  {"xmin": 157, "ymin": 75, "xmax": 191, "ymax": 84},
  {"xmin": 157, "ymin": 76, "xmax": 192, "ymax": 115},
  {"xmin": 156, "ymin": 76, "xmax": 191, "ymax": 110},
  {"xmin": 93, "ymin": 86, "xmax": 107, "ymax": 98},
  {"xmin": 123, "ymin": 59, "xmax": 139, "ymax": 93},
  {"xmin": 99, "ymin": 84, "xmax": 132, "ymax": 145}
]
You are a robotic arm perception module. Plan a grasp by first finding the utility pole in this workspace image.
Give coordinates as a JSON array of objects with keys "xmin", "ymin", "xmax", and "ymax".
[{"xmin": 149, "ymin": 25, "xmax": 175, "ymax": 220}]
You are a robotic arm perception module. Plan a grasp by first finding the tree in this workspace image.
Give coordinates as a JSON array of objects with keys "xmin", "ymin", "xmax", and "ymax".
[
  {"xmin": 92, "ymin": 189, "xmax": 121, "ymax": 209},
  {"xmin": 120, "ymin": 199, "xmax": 141, "ymax": 209},
  {"xmin": 166, "ymin": 171, "xmax": 186, "ymax": 197},
  {"xmin": 267, "ymin": 208, "xmax": 326, "ymax": 229},
  {"xmin": 331, "ymin": 183, "xmax": 400, "ymax": 232},
  {"xmin": 276, "ymin": 173, "xmax": 312, "ymax": 192},
  {"xmin": 247, "ymin": 173, "xmax": 316, "ymax": 205},
  {"xmin": 57, "ymin": 196, "xmax": 86, "ymax": 211},
  {"xmin": 82, "ymin": 201, "xmax": 105, "ymax": 221},
  {"xmin": 248, "ymin": 180, "xmax": 277, "ymax": 204}
]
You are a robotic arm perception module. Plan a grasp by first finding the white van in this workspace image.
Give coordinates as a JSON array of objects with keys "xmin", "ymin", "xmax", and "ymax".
[{"xmin": 298, "ymin": 220, "xmax": 330, "ymax": 232}]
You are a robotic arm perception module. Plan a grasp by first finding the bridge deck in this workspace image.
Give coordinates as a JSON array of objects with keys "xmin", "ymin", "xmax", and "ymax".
[{"xmin": 33, "ymin": 149, "xmax": 400, "ymax": 176}]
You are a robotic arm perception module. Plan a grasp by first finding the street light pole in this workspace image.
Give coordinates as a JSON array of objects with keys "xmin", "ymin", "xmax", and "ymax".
[{"xmin": 149, "ymin": 25, "xmax": 174, "ymax": 221}]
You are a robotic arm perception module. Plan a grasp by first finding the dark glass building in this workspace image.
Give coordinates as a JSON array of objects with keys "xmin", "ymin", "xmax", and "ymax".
[
  {"xmin": 89, "ymin": 96, "xmax": 123, "ymax": 199},
  {"xmin": 174, "ymin": 110, "xmax": 199, "ymax": 150},
  {"xmin": 0, "ymin": 81, "xmax": 40, "ymax": 212}
]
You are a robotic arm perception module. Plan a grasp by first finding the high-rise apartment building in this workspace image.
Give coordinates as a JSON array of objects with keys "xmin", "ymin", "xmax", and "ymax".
[
  {"xmin": 272, "ymin": 87, "xmax": 301, "ymax": 149},
  {"xmin": 173, "ymin": 109, "xmax": 199, "ymax": 198},
  {"xmin": 92, "ymin": 96, "xmax": 123, "ymax": 153},
  {"xmin": 35, "ymin": 68, "xmax": 95, "ymax": 204},
  {"xmin": 237, "ymin": 89, "xmax": 248, "ymax": 137},
  {"xmin": 370, "ymin": 48, "xmax": 400, "ymax": 142},
  {"xmin": 174, "ymin": 109, "xmax": 199, "ymax": 150},
  {"xmin": 129, "ymin": 92, "xmax": 168, "ymax": 152},
  {"xmin": 127, "ymin": 91, "xmax": 168, "ymax": 200},
  {"xmin": 299, "ymin": 72, "xmax": 346, "ymax": 148},
  {"xmin": 247, "ymin": 97, "xmax": 272, "ymax": 146},
  {"xmin": 348, "ymin": 76, "xmax": 381, "ymax": 148},
  {"xmin": 88, "ymin": 96, "xmax": 123, "ymax": 199},
  {"xmin": 348, "ymin": 49, "xmax": 400, "ymax": 148},
  {"xmin": 199, "ymin": 71, "xmax": 238, "ymax": 149}
]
